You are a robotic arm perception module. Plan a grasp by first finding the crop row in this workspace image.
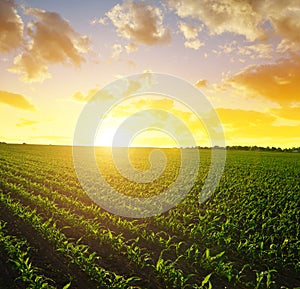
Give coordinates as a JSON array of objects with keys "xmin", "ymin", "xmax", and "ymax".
[
  {"xmin": 0, "ymin": 190, "xmax": 140, "ymax": 289},
  {"xmin": 0, "ymin": 145, "xmax": 299, "ymax": 288},
  {"xmin": 0, "ymin": 174, "xmax": 228, "ymax": 288},
  {"xmin": 0, "ymin": 164, "xmax": 248, "ymax": 285},
  {"xmin": 0, "ymin": 221, "xmax": 69, "ymax": 289},
  {"xmin": 0, "ymin": 163, "xmax": 280, "ymax": 288}
]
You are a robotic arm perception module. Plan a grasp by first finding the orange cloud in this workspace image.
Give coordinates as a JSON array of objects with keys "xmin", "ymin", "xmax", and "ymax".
[
  {"xmin": 195, "ymin": 79, "xmax": 207, "ymax": 88},
  {"xmin": 107, "ymin": 97, "xmax": 173, "ymax": 118},
  {"xmin": 217, "ymin": 108, "xmax": 275, "ymax": 128},
  {"xmin": 226, "ymin": 54, "xmax": 300, "ymax": 106},
  {"xmin": 8, "ymin": 8, "xmax": 90, "ymax": 82},
  {"xmin": 270, "ymin": 106, "xmax": 300, "ymax": 121},
  {"xmin": 0, "ymin": 90, "xmax": 35, "ymax": 110},
  {"xmin": 0, "ymin": 0, "xmax": 23, "ymax": 53},
  {"xmin": 216, "ymin": 108, "xmax": 300, "ymax": 143},
  {"xmin": 16, "ymin": 118, "xmax": 38, "ymax": 127},
  {"xmin": 106, "ymin": 1, "xmax": 171, "ymax": 46}
]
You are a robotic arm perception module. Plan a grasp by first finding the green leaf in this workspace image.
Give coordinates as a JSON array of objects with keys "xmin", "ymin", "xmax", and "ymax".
[
  {"xmin": 62, "ymin": 282, "xmax": 71, "ymax": 289},
  {"xmin": 201, "ymin": 273, "xmax": 212, "ymax": 286}
]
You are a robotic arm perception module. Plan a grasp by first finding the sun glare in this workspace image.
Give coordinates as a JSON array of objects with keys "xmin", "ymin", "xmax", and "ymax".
[{"xmin": 93, "ymin": 93, "xmax": 210, "ymax": 148}]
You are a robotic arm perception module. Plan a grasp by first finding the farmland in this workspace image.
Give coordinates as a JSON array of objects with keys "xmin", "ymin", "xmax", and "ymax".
[{"xmin": 0, "ymin": 143, "xmax": 299, "ymax": 288}]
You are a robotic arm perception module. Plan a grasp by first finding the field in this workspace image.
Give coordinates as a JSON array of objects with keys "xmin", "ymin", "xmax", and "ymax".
[{"xmin": 0, "ymin": 144, "xmax": 299, "ymax": 289}]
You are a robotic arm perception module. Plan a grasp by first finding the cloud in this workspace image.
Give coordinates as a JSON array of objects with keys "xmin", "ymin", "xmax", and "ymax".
[
  {"xmin": 108, "ymin": 41, "xmax": 138, "ymax": 60},
  {"xmin": 167, "ymin": 0, "xmax": 300, "ymax": 50},
  {"xmin": 219, "ymin": 41, "xmax": 273, "ymax": 59},
  {"xmin": 216, "ymin": 108, "xmax": 300, "ymax": 142},
  {"xmin": 195, "ymin": 79, "xmax": 207, "ymax": 88},
  {"xmin": 72, "ymin": 88, "xmax": 98, "ymax": 102},
  {"xmin": 226, "ymin": 54, "xmax": 300, "ymax": 106},
  {"xmin": 179, "ymin": 21, "xmax": 199, "ymax": 39},
  {"xmin": 106, "ymin": 1, "xmax": 171, "ymax": 46},
  {"xmin": 270, "ymin": 106, "xmax": 300, "ymax": 121},
  {"xmin": 111, "ymin": 43, "xmax": 123, "ymax": 58},
  {"xmin": 184, "ymin": 38, "xmax": 203, "ymax": 50},
  {"xmin": 0, "ymin": 90, "xmax": 35, "ymax": 110},
  {"xmin": 123, "ymin": 79, "xmax": 141, "ymax": 97},
  {"xmin": 125, "ymin": 43, "xmax": 138, "ymax": 53},
  {"xmin": 178, "ymin": 21, "xmax": 204, "ymax": 50},
  {"xmin": 8, "ymin": 8, "xmax": 90, "ymax": 82},
  {"xmin": 90, "ymin": 17, "xmax": 107, "ymax": 25},
  {"xmin": 108, "ymin": 96, "xmax": 175, "ymax": 118},
  {"xmin": 217, "ymin": 108, "xmax": 275, "ymax": 127},
  {"xmin": 168, "ymin": 0, "xmax": 264, "ymax": 41},
  {"xmin": 0, "ymin": 0, "xmax": 23, "ymax": 53},
  {"xmin": 262, "ymin": 1, "xmax": 300, "ymax": 52},
  {"xmin": 9, "ymin": 52, "xmax": 51, "ymax": 82},
  {"xmin": 237, "ymin": 43, "xmax": 273, "ymax": 59},
  {"xmin": 16, "ymin": 118, "xmax": 38, "ymax": 127},
  {"xmin": 72, "ymin": 87, "xmax": 116, "ymax": 103}
]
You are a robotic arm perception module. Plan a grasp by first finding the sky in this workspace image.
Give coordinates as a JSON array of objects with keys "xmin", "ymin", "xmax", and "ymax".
[{"xmin": 0, "ymin": 0, "xmax": 300, "ymax": 148}]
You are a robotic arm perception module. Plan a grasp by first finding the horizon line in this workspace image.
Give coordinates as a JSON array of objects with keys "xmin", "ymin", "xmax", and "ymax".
[{"xmin": 0, "ymin": 142, "xmax": 299, "ymax": 151}]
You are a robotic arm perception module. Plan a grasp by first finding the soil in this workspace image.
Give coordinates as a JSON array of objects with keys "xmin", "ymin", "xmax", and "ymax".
[{"xmin": 0, "ymin": 202, "xmax": 99, "ymax": 289}]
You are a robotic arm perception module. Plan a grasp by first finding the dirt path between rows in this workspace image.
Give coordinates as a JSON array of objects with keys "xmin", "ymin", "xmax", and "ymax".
[{"xmin": 0, "ymin": 202, "xmax": 99, "ymax": 289}]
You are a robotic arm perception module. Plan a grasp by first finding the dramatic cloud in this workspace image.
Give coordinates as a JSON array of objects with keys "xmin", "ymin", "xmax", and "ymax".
[
  {"xmin": 0, "ymin": 0, "xmax": 23, "ymax": 53},
  {"xmin": 106, "ymin": 1, "xmax": 171, "ymax": 46},
  {"xmin": 168, "ymin": 0, "xmax": 264, "ymax": 41},
  {"xmin": 16, "ymin": 118, "xmax": 38, "ymax": 127},
  {"xmin": 0, "ymin": 90, "xmax": 35, "ymax": 110},
  {"xmin": 262, "ymin": 1, "xmax": 300, "ymax": 52},
  {"xmin": 167, "ymin": 0, "xmax": 300, "ymax": 49},
  {"xmin": 178, "ymin": 21, "xmax": 204, "ymax": 50},
  {"xmin": 9, "ymin": 8, "xmax": 90, "ymax": 82},
  {"xmin": 226, "ymin": 54, "xmax": 300, "ymax": 106}
]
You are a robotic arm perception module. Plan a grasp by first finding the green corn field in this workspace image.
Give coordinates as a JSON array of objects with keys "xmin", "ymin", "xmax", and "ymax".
[{"xmin": 0, "ymin": 143, "xmax": 299, "ymax": 289}]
